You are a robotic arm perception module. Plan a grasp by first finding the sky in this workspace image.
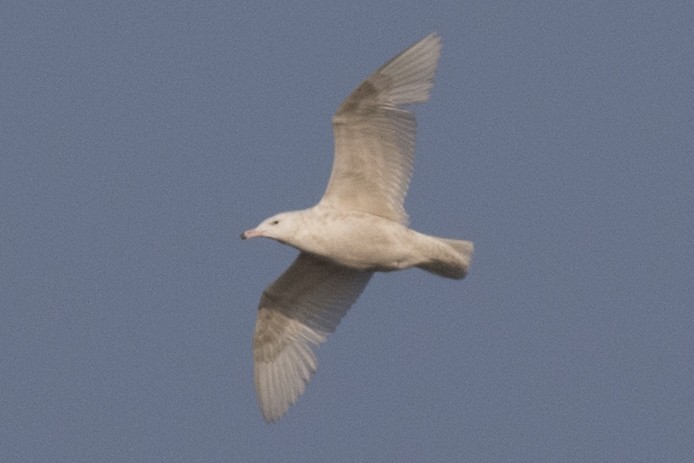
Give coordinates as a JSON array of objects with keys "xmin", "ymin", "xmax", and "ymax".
[{"xmin": 2, "ymin": 1, "xmax": 693, "ymax": 462}]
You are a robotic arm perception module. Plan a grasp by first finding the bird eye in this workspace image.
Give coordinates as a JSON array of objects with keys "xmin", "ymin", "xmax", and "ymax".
[{"xmin": 270, "ymin": 220, "xmax": 279, "ymax": 225}]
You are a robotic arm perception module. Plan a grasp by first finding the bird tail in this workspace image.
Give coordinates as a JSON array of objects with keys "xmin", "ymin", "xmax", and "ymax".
[{"xmin": 417, "ymin": 238, "xmax": 473, "ymax": 280}]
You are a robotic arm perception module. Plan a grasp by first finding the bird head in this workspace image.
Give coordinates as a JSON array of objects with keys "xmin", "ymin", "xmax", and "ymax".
[{"xmin": 240, "ymin": 211, "xmax": 302, "ymax": 244}]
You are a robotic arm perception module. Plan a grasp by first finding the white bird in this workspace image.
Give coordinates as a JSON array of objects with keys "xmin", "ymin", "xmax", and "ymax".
[{"xmin": 241, "ymin": 33, "xmax": 473, "ymax": 422}]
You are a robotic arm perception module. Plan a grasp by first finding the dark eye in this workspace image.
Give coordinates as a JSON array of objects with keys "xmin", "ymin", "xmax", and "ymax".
[{"xmin": 271, "ymin": 220, "xmax": 279, "ymax": 225}]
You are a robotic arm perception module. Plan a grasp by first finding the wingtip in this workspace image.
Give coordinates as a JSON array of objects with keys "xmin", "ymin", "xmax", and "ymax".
[
  {"xmin": 422, "ymin": 32, "xmax": 442, "ymax": 47},
  {"xmin": 370, "ymin": 32, "xmax": 443, "ymax": 107}
]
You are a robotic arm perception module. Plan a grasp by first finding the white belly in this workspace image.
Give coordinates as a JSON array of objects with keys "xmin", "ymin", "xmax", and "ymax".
[{"xmin": 295, "ymin": 210, "xmax": 423, "ymax": 271}]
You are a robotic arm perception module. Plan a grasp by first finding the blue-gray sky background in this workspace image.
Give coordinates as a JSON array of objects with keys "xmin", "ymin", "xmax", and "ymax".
[{"xmin": 2, "ymin": 1, "xmax": 693, "ymax": 461}]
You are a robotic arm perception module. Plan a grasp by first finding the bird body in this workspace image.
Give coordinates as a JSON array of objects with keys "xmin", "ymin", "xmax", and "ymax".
[
  {"xmin": 241, "ymin": 33, "xmax": 473, "ymax": 422},
  {"xmin": 245, "ymin": 205, "xmax": 472, "ymax": 277}
]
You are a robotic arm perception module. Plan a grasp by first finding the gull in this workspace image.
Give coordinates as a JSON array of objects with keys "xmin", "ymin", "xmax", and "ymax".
[{"xmin": 241, "ymin": 33, "xmax": 473, "ymax": 422}]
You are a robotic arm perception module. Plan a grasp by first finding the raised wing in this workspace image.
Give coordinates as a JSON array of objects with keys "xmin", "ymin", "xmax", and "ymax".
[
  {"xmin": 319, "ymin": 33, "xmax": 442, "ymax": 224},
  {"xmin": 253, "ymin": 252, "xmax": 373, "ymax": 422}
]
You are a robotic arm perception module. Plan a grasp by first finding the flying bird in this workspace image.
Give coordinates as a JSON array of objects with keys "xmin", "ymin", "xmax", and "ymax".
[{"xmin": 241, "ymin": 33, "xmax": 473, "ymax": 422}]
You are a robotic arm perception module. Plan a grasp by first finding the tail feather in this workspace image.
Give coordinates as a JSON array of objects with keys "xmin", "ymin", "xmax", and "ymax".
[{"xmin": 418, "ymin": 238, "xmax": 473, "ymax": 280}]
